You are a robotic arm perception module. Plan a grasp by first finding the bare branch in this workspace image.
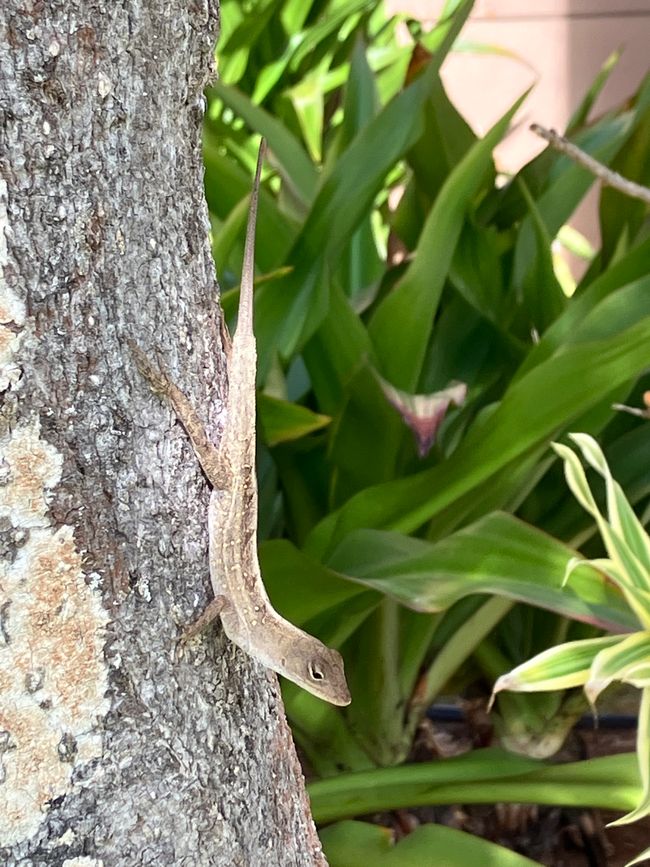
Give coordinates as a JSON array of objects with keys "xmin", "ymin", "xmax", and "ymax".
[{"xmin": 531, "ymin": 123, "xmax": 650, "ymax": 206}]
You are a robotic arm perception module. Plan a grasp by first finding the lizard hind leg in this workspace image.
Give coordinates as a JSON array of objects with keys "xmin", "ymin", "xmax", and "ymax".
[
  {"xmin": 180, "ymin": 594, "xmax": 229, "ymax": 643},
  {"xmin": 174, "ymin": 594, "xmax": 229, "ymax": 663}
]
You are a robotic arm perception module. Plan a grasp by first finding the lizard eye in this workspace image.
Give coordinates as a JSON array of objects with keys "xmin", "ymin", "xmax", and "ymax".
[{"xmin": 309, "ymin": 661, "xmax": 325, "ymax": 681}]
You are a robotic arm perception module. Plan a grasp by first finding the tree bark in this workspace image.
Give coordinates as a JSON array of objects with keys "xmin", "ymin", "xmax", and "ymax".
[{"xmin": 0, "ymin": 2, "xmax": 325, "ymax": 864}]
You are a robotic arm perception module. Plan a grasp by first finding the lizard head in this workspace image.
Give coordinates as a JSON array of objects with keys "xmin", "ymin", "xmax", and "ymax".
[{"xmin": 281, "ymin": 636, "xmax": 351, "ymax": 706}]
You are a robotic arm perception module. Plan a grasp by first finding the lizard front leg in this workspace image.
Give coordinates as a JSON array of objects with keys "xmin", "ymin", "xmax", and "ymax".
[
  {"xmin": 131, "ymin": 343, "xmax": 234, "ymax": 642},
  {"xmin": 130, "ymin": 341, "xmax": 230, "ymax": 490},
  {"xmin": 181, "ymin": 594, "xmax": 229, "ymax": 641}
]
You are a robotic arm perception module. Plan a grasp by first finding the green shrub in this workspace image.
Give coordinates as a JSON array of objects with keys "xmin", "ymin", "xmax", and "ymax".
[{"xmin": 208, "ymin": 0, "xmax": 650, "ymax": 862}]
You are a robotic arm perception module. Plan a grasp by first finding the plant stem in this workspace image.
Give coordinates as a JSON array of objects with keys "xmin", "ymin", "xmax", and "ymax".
[
  {"xmin": 531, "ymin": 124, "xmax": 650, "ymax": 205},
  {"xmin": 405, "ymin": 596, "xmax": 513, "ymax": 739}
]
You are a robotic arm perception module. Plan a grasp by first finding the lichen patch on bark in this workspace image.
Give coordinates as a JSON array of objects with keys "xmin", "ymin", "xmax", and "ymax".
[
  {"xmin": 0, "ymin": 329, "xmax": 22, "ymax": 393},
  {"xmin": 0, "ymin": 432, "xmax": 110, "ymax": 846},
  {"xmin": 0, "ymin": 421, "xmax": 62, "ymax": 527},
  {"xmin": 0, "ymin": 183, "xmax": 25, "ymax": 394},
  {"xmin": 0, "ymin": 251, "xmax": 109, "ymax": 848}
]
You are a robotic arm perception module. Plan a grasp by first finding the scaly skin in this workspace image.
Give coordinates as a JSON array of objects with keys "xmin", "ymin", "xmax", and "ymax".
[{"xmin": 132, "ymin": 142, "xmax": 351, "ymax": 707}]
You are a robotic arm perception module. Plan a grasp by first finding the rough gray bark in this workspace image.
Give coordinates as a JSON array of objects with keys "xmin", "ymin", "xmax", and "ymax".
[{"xmin": 0, "ymin": 2, "xmax": 326, "ymax": 865}]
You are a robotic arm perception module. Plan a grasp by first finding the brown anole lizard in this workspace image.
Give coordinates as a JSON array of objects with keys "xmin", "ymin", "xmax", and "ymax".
[{"xmin": 132, "ymin": 141, "xmax": 351, "ymax": 707}]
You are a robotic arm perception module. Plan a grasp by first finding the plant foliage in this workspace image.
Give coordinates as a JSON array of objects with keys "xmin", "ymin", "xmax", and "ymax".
[{"xmin": 209, "ymin": 0, "xmax": 650, "ymax": 861}]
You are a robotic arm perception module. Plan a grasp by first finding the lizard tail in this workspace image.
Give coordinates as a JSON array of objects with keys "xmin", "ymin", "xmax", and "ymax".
[{"xmin": 236, "ymin": 138, "xmax": 266, "ymax": 339}]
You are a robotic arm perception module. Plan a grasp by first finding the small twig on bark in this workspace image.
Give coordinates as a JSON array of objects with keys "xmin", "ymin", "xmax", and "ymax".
[{"xmin": 531, "ymin": 123, "xmax": 650, "ymax": 206}]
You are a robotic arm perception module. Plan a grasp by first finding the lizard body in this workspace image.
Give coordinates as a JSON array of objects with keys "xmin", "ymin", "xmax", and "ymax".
[{"xmin": 133, "ymin": 141, "xmax": 351, "ymax": 707}]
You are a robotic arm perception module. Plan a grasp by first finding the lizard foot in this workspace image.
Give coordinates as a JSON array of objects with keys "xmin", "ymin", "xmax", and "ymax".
[{"xmin": 174, "ymin": 595, "xmax": 228, "ymax": 661}]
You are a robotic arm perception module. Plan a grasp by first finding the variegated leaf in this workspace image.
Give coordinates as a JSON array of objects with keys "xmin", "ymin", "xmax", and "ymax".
[
  {"xmin": 609, "ymin": 686, "xmax": 650, "ymax": 828},
  {"xmin": 570, "ymin": 433, "xmax": 650, "ymax": 584},
  {"xmin": 586, "ymin": 631, "xmax": 650, "ymax": 704},
  {"xmin": 625, "ymin": 843, "xmax": 650, "ymax": 866},
  {"xmin": 491, "ymin": 635, "xmax": 622, "ymax": 702},
  {"xmin": 552, "ymin": 442, "xmax": 601, "ymax": 518},
  {"xmin": 554, "ymin": 441, "xmax": 650, "ymax": 600},
  {"xmin": 621, "ymin": 661, "xmax": 650, "ymax": 689},
  {"xmin": 563, "ymin": 557, "xmax": 650, "ymax": 630}
]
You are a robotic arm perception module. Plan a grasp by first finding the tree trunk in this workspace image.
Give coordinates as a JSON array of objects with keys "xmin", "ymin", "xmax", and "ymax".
[{"xmin": 0, "ymin": 2, "xmax": 325, "ymax": 864}]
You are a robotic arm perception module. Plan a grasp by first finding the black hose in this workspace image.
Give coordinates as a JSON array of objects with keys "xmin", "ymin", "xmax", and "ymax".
[{"xmin": 425, "ymin": 704, "xmax": 638, "ymax": 730}]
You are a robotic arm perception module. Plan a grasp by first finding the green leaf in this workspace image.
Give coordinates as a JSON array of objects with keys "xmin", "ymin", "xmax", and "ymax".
[
  {"xmin": 279, "ymin": 0, "xmax": 314, "ymax": 32},
  {"xmin": 320, "ymin": 821, "xmax": 393, "ymax": 864},
  {"xmin": 577, "ymin": 559, "xmax": 650, "ymax": 636},
  {"xmin": 260, "ymin": 538, "xmax": 369, "ymax": 626},
  {"xmin": 320, "ymin": 820, "xmax": 542, "ymax": 867},
  {"xmin": 557, "ymin": 224, "xmax": 596, "ymax": 260},
  {"xmin": 339, "ymin": 37, "xmax": 380, "ymax": 150},
  {"xmin": 288, "ymin": 0, "xmax": 374, "ymax": 72},
  {"xmin": 405, "ymin": 75, "xmax": 476, "ymax": 203},
  {"xmin": 552, "ymin": 441, "xmax": 601, "ymax": 517},
  {"xmin": 516, "ymin": 176, "xmax": 567, "ymax": 333},
  {"xmin": 449, "ymin": 221, "xmax": 508, "ymax": 326},
  {"xmin": 411, "ymin": 597, "xmax": 513, "ymax": 725},
  {"xmin": 567, "ymin": 48, "xmax": 621, "ymax": 133},
  {"xmin": 326, "ymin": 513, "xmax": 635, "ymax": 632},
  {"xmin": 333, "ymin": 38, "xmax": 384, "ymax": 304},
  {"xmin": 218, "ymin": 0, "xmax": 282, "ymax": 84},
  {"xmin": 541, "ymin": 423, "xmax": 650, "ymax": 549},
  {"xmin": 310, "ymin": 318, "xmax": 650, "ymax": 552},
  {"xmin": 211, "ymin": 195, "xmax": 250, "ymax": 275},
  {"xmin": 369, "ymin": 91, "xmax": 527, "ymax": 391},
  {"xmin": 203, "ymin": 139, "xmax": 297, "ymax": 271},
  {"xmin": 512, "ymin": 113, "xmax": 637, "ymax": 292},
  {"xmin": 308, "ymin": 750, "xmax": 641, "ymax": 823},
  {"xmin": 570, "ymin": 277, "xmax": 650, "ymax": 348},
  {"xmin": 343, "ymin": 598, "xmax": 404, "ymax": 767},
  {"xmin": 517, "ymin": 237, "xmax": 650, "ymax": 380},
  {"xmin": 311, "ymin": 747, "xmax": 541, "ymax": 822},
  {"xmin": 302, "ymin": 283, "xmax": 373, "ymax": 413},
  {"xmin": 288, "ymin": 66, "xmax": 326, "ymax": 163},
  {"xmin": 208, "ymin": 81, "xmax": 318, "ymax": 205},
  {"xmin": 285, "ymin": 684, "xmax": 377, "ymax": 777},
  {"xmin": 254, "ymin": 0, "xmax": 474, "ymax": 370},
  {"xmin": 627, "ymin": 843, "xmax": 650, "ymax": 866},
  {"xmin": 599, "ymin": 80, "xmax": 650, "ymax": 264},
  {"xmin": 324, "ymin": 365, "xmax": 406, "ymax": 502},
  {"xmin": 493, "ymin": 689, "xmax": 589, "ymax": 760},
  {"xmin": 248, "ymin": 0, "xmax": 324, "ymax": 102},
  {"xmin": 258, "ymin": 393, "xmax": 330, "ymax": 446}
]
